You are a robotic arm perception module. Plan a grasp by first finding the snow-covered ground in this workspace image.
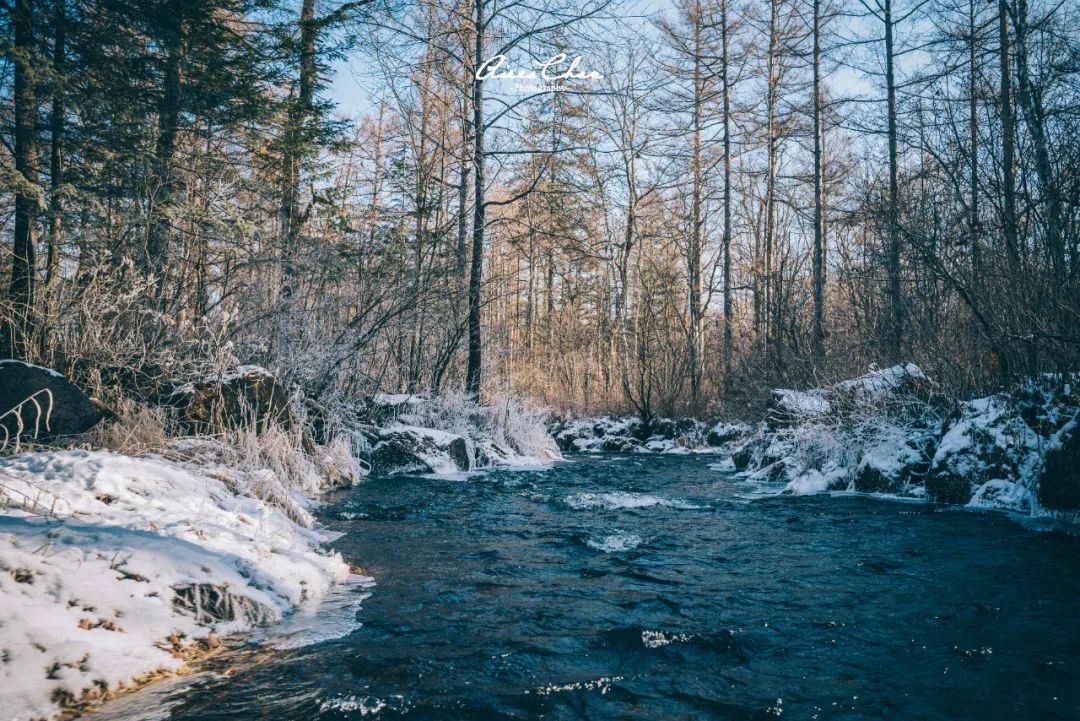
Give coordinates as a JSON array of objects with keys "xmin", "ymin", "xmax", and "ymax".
[{"xmin": 0, "ymin": 450, "xmax": 358, "ymax": 720}]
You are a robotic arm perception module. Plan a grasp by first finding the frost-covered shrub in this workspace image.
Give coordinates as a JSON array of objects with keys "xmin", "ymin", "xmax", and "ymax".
[
  {"xmin": 367, "ymin": 391, "xmax": 561, "ymax": 467},
  {"xmin": 484, "ymin": 394, "xmax": 561, "ymax": 460}
]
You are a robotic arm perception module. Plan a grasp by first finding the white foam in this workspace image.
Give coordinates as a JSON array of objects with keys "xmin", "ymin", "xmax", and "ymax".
[
  {"xmin": 585, "ymin": 531, "xmax": 643, "ymax": 552},
  {"xmin": 564, "ymin": 491, "xmax": 701, "ymax": 511},
  {"xmin": 266, "ymin": 575, "xmax": 375, "ymax": 650},
  {"xmin": 319, "ymin": 694, "xmax": 406, "ymax": 715},
  {"xmin": 641, "ymin": 630, "xmax": 693, "ymax": 648}
]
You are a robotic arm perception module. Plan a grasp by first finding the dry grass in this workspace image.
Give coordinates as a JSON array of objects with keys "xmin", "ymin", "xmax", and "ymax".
[{"xmin": 86, "ymin": 400, "xmax": 171, "ymax": 455}]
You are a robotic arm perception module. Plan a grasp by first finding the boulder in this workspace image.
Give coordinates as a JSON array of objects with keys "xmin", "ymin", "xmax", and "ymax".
[
  {"xmin": 0, "ymin": 361, "xmax": 103, "ymax": 444},
  {"xmin": 1039, "ymin": 419, "xmax": 1080, "ymax": 511},
  {"xmin": 732, "ymin": 437, "xmax": 769, "ymax": 471},
  {"xmin": 767, "ymin": 389, "xmax": 831, "ymax": 430},
  {"xmin": 854, "ymin": 464, "xmax": 904, "ymax": 494},
  {"xmin": 926, "ymin": 395, "xmax": 1037, "ymax": 505},
  {"xmin": 163, "ymin": 366, "xmax": 294, "ymax": 434},
  {"xmin": 369, "ymin": 426, "xmax": 474, "ymax": 476},
  {"xmin": 707, "ymin": 423, "xmax": 750, "ymax": 447}
]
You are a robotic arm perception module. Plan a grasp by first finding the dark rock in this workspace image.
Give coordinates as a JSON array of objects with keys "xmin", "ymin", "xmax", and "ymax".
[
  {"xmin": 1039, "ymin": 420, "xmax": 1080, "ymax": 511},
  {"xmin": 732, "ymin": 437, "xmax": 768, "ymax": 471},
  {"xmin": 370, "ymin": 433, "xmax": 435, "ymax": 476},
  {"xmin": 446, "ymin": 437, "xmax": 473, "ymax": 470},
  {"xmin": 601, "ymin": 436, "xmax": 639, "ymax": 452},
  {"xmin": 854, "ymin": 464, "xmax": 904, "ymax": 494},
  {"xmin": 707, "ymin": 424, "xmax": 745, "ymax": 447},
  {"xmin": 163, "ymin": 366, "xmax": 294, "ymax": 434},
  {"xmin": 0, "ymin": 361, "xmax": 103, "ymax": 444},
  {"xmin": 925, "ymin": 469, "xmax": 973, "ymax": 505},
  {"xmin": 368, "ymin": 427, "xmax": 474, "ymax": 476}
]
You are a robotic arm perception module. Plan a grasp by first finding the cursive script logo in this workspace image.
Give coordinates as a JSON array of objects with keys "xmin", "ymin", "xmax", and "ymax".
[{"xmin": 476, "ymin": 53, "xmax": 603, "ymax": 83}]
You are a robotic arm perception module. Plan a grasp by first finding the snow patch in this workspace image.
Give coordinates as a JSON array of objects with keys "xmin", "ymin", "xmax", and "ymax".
[{"xmin": 0, "ymin": 450, "xmax": 350, "ymax": 719}]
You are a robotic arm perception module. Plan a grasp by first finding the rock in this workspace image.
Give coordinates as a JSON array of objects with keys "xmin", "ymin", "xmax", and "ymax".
[
  {"xmin": 369, "ymin": 426, "xmax": 474, "ymax": 476},
  {"xmin": 767, "ymin": 389, "xmax": 831, "ymax": 430},
  {"xmin": 707, "ymin": 423, "xmax": 748, "ymax": 447},
  {"xmin": 362, "ymin": 393, "xmax": 429, "ymax": 427},
  {"xmin": 733, "ymin": 437, "xmax": 768, "ymax": 471},
  {"xmin": 1039, "ymin": 419, "xmax": 1080, "ymax": 511},
  {"xmin": 926, "ymin": 469, "xmax": 973, "ymax": 504},
  {"xmin": 446, "ymin": 437, "xmax": 472, "ymax": 470},
  {"xmin": 854, "ymin": 464, "xmax": 904, "ymax": 494},
  {"xmin": 0, "ymin": 360, "xmax": 103, "ymax": 443},
  {"xmin": 163, "ymin": 366, "xmax": 294, "ymax": 434},
  {"xmin": 925, "ymin": 395, "xmax": 1039, "ymax": 506}
]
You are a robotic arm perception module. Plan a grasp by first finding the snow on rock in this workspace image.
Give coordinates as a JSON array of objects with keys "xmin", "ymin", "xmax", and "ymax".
[
  {"xmin": 767, "ymin": 389, "xmax": 832, "ymax": 429},
  {"xmin": 0, "ymin": 450, "xmax": 350, "ymax": 719},
  {"xmin": 726, "ymin": 368, "xmax": 1080, "ymax": 518},
  {"xmin": 359, "ymin": 393, "xmax": 561, "ymax": 475},
  {"xmin": 370, "ymin": 424, "xmax": 474, "ymax": 476},
  {"xmin": 926, "ymin": 395, "xmax": 1042, "ymax": 506},
  {"xmin": 551, "ymin": 416, "xmax": 748, "ymax": 455},
  {"xmin": 834, "ymin": 363, "xmax": 927, "ymax": 403}
]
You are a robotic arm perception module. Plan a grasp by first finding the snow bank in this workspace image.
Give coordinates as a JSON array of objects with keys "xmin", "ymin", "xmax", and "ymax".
[
  {"xmin": 0, "ymin": 450, "xmax": 351, "ymax": 719},
  {"xmin": 726, "ymin": 368, "xmax": 1080, "ymax": 518}
]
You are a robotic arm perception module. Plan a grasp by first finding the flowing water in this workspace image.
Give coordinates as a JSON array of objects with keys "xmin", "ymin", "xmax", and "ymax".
[{"xmin": 101, "ymin": 454, "xmax": 1080, "ymax": 720}]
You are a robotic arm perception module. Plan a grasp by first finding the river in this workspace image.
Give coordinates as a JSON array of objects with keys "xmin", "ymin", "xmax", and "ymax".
[{"xmin": 99, "ymin": 453, "xmax": 1080, "ymax": 720}]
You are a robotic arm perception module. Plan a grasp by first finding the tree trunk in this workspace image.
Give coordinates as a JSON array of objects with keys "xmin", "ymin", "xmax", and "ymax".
[
  {"xmin": 1010, "ymin": 0, "xmax": 1063, "ymax": 279},
  {"xmin": 811, "ymin": 0, "xmax": 825, "ymax": 364},
  {"xmin": 721, "ymin": 0, "xmax": 733, "ymax": 400},
  {"xmin": 43, "ymin": 0, "xmax": 65, "ymax": 356},
  {"xmin": 967, "ymin": 0, "xmax": 980, "ymax": 278},
  {"xmin": 998, "ymin": 0, "xmax": 1019, "ymax": 265},
  {"xmin": 280, "ymin": 0, "xmax": 317, "ymax": 287},
  {"xmin": 687, "ymin": 0, "xmax": 704, "ymax": 409},
  {"xmin": 465, "ymin": 0, "xmax": 485, "ymax": 397},
  {"xmin": 146, "ymin": 0, "xmax": 186, "ymax": 298},
  {"xmin": 884, "ymin": 0, "xmax": 903, "ymax": 359},
  {"xmin": 8, "ymin": 0, "xmax": 39, "ymax": 360},
  {"xmin": 764, "ymin": 0, "xmax": 779, "ymax": 379}
]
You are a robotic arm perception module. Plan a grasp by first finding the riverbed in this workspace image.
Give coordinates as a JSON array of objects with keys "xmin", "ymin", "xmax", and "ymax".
[{"xmin": 98, "ymin": 454, "xmax": 1080, "ymax": 720}]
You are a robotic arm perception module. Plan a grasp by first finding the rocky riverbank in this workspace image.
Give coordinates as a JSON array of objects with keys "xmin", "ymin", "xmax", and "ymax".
[
  {"xmin": 549, "ymin": 365, "xmax": 1080, "ymax": 518},
  {"xmin": 0, "ymin": 361, "xmax": 562, "ymax": 719}
]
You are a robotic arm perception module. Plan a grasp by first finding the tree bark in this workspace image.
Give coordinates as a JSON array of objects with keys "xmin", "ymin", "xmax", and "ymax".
[
  {"xmin": 8, "ymin": 0, "xmax": 39, "ymax": 360},
  {"xmin": 967, "ymin": 0, "xmax": 980, "ymax": 277},
  {"xmin": 1010, "ymin": 0, "xmax": 1063, "ymax": 279},
  {"xmin": 44, "ymin": 0, "xmax": 65, "ymax": 345},
  {"xmin": 998, "ymin": 0, "xmax": 1019, "ymax": 265},
  {"xmin": 465, "ymin": 0, "xmax": 485, "ymax": 397},
  {"xmin": 811, "ymin": 0, "xmax": 825, "ymax": 364},
  {"xmin": 146, "ymin": 0, "xmax": 187, "ymax": 297},
  {"xmin": 687, "ymin": 0, "xmax": 704, "ymax": 409},
  {"xmin": 721, "ymin": 0, "xmax": 733, "ymax": 399},
  {"xmin": 884, "ymin": 0, "xmax": 903, "ymax": 359}
]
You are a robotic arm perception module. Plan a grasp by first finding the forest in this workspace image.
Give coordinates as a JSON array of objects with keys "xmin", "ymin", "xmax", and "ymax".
[{"xmin": 2, "ymin": 0, "xmax": 1079, "ymax": 418}]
